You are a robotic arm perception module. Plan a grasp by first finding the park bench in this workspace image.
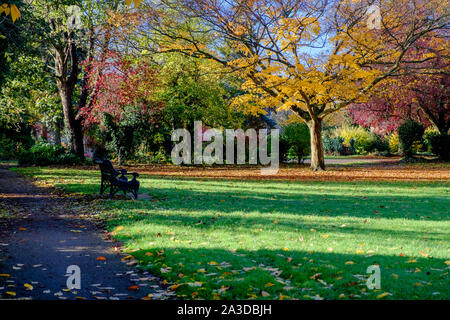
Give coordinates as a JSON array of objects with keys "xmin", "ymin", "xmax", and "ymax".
[{"xmin": 94, "ymin": 159, "xmax": 140, "ymax": 199}]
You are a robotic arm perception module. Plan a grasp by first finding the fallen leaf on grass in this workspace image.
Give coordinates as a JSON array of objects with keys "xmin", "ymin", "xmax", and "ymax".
[
  {"xmin": 377, "ymin": 292, "xmax": 391, "ymax": 299},
  {"xmin": 169, "ymin": 284, "xmax": 180, "ymax": 291},
  {"xmin": 261, "ymin": 291, "xmax": 270, "ymax": 297},
  {"xmin": 310, "ymin": 273, "xmax": 321, "ymax": 280},
  {"xmin": 188, "ymin": 282, "xmax": 203, "ymax": 287},
  {"xmin": 419, "ymin": 250, "xmax": 429, "ymax": 257}
]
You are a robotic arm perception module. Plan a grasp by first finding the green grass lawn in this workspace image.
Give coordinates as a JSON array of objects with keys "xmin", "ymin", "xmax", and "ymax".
[{"xmin": 13, "ymin": 167, "xmax": 450, "ymax": 300}]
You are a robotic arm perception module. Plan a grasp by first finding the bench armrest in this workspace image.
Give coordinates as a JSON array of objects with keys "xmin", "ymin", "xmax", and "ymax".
[{"xmin": 119, "ymin": 170, "xmax": 139, "ymax": 178}]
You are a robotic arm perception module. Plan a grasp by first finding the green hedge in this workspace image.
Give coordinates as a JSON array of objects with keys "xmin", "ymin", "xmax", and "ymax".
[{"xmin": 17, "ymin": 142, "xmax": 83, "ymax": 166}]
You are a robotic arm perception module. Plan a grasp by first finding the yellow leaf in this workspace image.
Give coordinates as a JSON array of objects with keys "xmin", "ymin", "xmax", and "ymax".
[
  {"xmin": 10, "ymin": 4, "xmax": 20, "ymax": 22},
  {"xmin": 282, "ymin": 247, "xmax": 289, "ymax": 251},
  {"xmin": 125, "ymin": 0, "xmax": 132, "ymax": 6},
  {"xmin": 265, "ymin": 282, "xmax": 274, "ymax": 287},
  {"xmin": 444, "ymin": 261, "xmax": 450, "ymax": 266},
  {"xmin": 169, "ymin": 284, "xmax": 180, "ymax": 291},
  {"xmin": 0, "ymin": 274, "xmax": 10, "ymax": 277},
  {"xmin": 406, "ymin": 259, "xmax": 417, "ymax": 263},
  {"xmin": 24, "ymin": 283, "xmax": 33, "ymax": 290},
  {"xmin": 6, "ymin": 291, "xmax": 16, "ymax": 296},
  {"xmin": 96, "ymin": 256, "xmax": 106, "ymax": 261},
  {"xmin": 321, "ymin": 234, "xmax": 329, "ymax": 239},
  {"xmin": 115, "ymin": 226, "xmax": 124, "ymax": 232},
  {"xmin": 392, "ymin": 274, "xmax": 399, "ymax": 279},
  {"xmin": 377, "ymin": 292, "xmax": 391, "ymax": 299},
  {"xmin": 345, "ymin": 261, "xmax": 355, "ymax": 265}
]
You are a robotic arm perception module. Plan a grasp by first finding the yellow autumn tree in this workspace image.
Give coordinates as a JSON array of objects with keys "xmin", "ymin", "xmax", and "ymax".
[
  {"xmin": 135, "ymin": 0, "xmax": 448, "ymax": 170},
  {"xmin": 0, "ymin": 3, "xmax": 20, "ymax": 21}
]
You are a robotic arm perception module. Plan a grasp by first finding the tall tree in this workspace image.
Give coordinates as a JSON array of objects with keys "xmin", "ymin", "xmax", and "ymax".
[{"xmin": 13, "ymin": 0, "xmax": 126, "ymax": 158}]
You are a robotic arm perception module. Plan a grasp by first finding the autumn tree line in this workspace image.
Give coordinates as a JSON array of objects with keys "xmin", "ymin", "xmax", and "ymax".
[{"xmin": 0, "ymin": 0, "xmax": 448, "ymax": 169}]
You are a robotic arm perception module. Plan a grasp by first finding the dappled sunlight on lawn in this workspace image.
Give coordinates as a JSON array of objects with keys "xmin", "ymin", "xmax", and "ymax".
[{"xmin": 12, "ymin": 165, "xmax": 450, "ymax": 299}]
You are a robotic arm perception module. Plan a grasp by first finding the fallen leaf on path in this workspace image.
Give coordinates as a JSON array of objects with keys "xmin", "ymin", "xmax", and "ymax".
[
  {"xmin": 128, "ymin": 285, "xmax": 139, "ymax": 291},
  {"xmin": 261, "ymin": 291, "xmax": 270, "ymax": 297},
  {"xmin": 24, "ymin": 283, "xmax": 33, "ymax": 290}
]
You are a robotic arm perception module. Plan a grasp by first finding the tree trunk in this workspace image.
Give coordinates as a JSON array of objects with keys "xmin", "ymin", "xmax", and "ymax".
[
  {"xmin": 308, "ymin": 118, "xmax": 325, "ymax": 171},
  {"xmin": 53, "ymin": 34, "xmax": 85, "ymax": 160},
  {"xmin": 58, "ymin": 82, "xmax": 85, "ymax": 158}
]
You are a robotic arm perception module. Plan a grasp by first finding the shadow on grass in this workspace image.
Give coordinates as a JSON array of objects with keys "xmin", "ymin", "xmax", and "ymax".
[
  {"xmin": 125, "ymin": 246, "xmax": 449, "ymax": 300},
  {"xmin": 51, "ymin": 174, "xmax": 449, "ymax": 222},
  {"xmin": 131, "ymin": 182, "xmax": 448, "ymax": 221}
]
